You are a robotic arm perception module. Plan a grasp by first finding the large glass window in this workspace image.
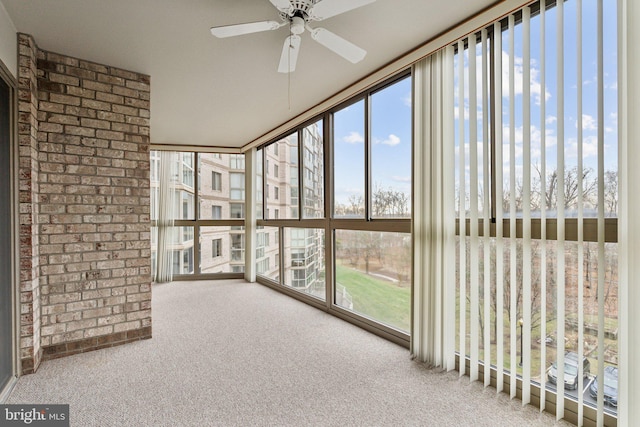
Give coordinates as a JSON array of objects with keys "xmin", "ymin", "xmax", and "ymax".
[
  {"xmin": 256, "ymin": 149, "xmax": 264, "ymax": 220},
  {"xmin": 256, "ymin": 71, "xmax": 412, "ymax": 343},
  {"xmin": 335, "ymin": 230, "xmax": 411, "ymax": 332},
  {"xmin": 199, "ymin": 153, "xmax": 245, "ymax": 220},
  {"xmin": 302, "ymin": 120, "xmax": 324, "ymax": 219},
  {"xmin": 257, "ymin": 226, "xmax": 280, "ymax": 282},
  {"xmin": 170, "ymin": 226, "xmax": 194, "ymax": 274},
  {"xmin": 371, "ymin": 77, "xmax": 412, "ymax": 218},
  {"xmin": 199, "ymin": 226, "xmax": 246, "ymax": 274},
  {"xmin": 452, "ymin": 0, "xmax": 618, "ymax": 421},
  {"xmin": 152, "ymin": 151, "xmax": 246, "ymax": 277},
  {"xmin": 333, "ymin": 99, "xmax": 365, "ymax": 218},
  {"xmin": 265, "ymin": 134, "xmax": 299, "ymax": 220},
  {"xmin": 283, "ymin": 228, "xmax": 325, "ymax": 301}
]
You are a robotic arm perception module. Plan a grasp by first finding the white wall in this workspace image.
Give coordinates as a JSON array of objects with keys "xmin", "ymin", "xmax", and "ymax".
[{"xmin": 0, "ymin": 1, "xmax": 16, "ymax": 78}]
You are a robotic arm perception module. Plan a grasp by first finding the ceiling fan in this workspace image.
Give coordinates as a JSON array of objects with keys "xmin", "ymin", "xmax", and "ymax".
[{"xmin": 210, "ymin": 0, "xmax": 376, "ymax": 73}]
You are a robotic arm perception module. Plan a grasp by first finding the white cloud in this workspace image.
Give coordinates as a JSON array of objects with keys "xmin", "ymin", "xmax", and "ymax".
[
  {"xmin": 338, "ymin": 186, "xmax": 363, "ymax": 195},
  {"xmin": 376, "ymin": 134, "xmax": 401, "ymax": 146},
  {"xmin": 581, "ymin": 75, "xmax": 617, "ymax": 91},
  {"xmin": 392, "ymin": 176, "xmax": 411, "ymax": 183},
  {"xmin": 403, "ymin": 92, "xmax": 412, "ymax": 107},
  {"xmin": 501, "ymin": 51, "xmax": 551, "ymax": 106},
  {"xmin": 546, "ymin": 115, "xmax": 557, "ymax": 125},
  {"xmin": 566, "ymin": 135, "xmax": 599, "ymax": 159},
  {"xmin": 501, "ymin": 124, "xmax": 558, "ymax": 162},
  {"xmin": 502, "ymin": 126, "xmax": 524, "ymax": 160},
  {"xmin": 342, "ymin": 131, "xmax": 364, "ymax": 144},
  {"xmin": 580, "ymin": 114, "xmax": 597, "ymax": 131}
]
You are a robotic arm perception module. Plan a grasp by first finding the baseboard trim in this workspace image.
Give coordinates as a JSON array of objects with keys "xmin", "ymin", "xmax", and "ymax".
[
  {"xmin": 40, "ymin": 327, "xmax": 152, "ymax": 363},
  {"xmin": 20, "ymin": 347, "xmax": 43, "ymax": 375}
]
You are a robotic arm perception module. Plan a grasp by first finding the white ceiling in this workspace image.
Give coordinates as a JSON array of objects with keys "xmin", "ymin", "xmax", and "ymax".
[{"xmin": 1, "ymin": 0, "xmax": 495, "ymax": 149}]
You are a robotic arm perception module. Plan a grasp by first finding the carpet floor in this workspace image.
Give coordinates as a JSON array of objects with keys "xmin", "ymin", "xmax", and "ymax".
[{"xmin": 7, "ymin": 279, "xmax": 571, "ymax": 426}]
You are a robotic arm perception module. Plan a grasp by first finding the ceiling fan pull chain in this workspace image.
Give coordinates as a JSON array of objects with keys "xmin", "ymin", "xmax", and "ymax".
[{"xmin": 288, "ymin": 22, "xmax": 292, "ymax": 110}]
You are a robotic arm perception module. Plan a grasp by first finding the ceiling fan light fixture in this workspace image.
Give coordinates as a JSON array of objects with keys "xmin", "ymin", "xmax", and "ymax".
[{"xmin": 290, "ymin": 16, "xmax": 306, "ymax": 35}]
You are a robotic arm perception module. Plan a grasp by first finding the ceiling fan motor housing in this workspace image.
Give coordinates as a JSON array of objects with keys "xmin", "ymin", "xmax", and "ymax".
[{"xmin": 289, "ymin": 0, "xmax": 317, "ymax": 17}]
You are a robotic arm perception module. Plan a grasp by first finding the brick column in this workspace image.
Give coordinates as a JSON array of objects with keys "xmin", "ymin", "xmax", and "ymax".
[
  {"xmin": 17, "ymin": 33, "xmax": 42, "ymax": 374},
  {"xmin": 17, "ymin": 33, "xmax": 152, "ymax": 371}
]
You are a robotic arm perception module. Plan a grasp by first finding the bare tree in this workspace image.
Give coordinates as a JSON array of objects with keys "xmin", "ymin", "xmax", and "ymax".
[
  {"xmin": 604, "ymin": 170, "xmax": 618, "ymax": 216},
  {"xmin": 373, "ymin": 185, "xmax": 409, "ymax": 217}
]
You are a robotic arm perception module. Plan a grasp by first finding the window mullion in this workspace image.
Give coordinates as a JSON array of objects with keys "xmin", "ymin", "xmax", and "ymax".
[
  {"xmin": 298, "ymin": 128, "xmax": 303, "ymax": 220},
  {"xmin": 365, "ymin": 94, "xmax": 372, "ymax": 220},
  {"xmin": 325, "ymin": 113, "xmax": 334, "ymax": 307}
]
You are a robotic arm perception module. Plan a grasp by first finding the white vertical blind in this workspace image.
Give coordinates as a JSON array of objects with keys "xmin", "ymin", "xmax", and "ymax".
[
  {"xmin": 447, "ymin": 0, "xmax": 619, "ymax": 424},
  {"xmin": 521, "ymin": 5, "xmax": 532, "ymax": 406},
  {"xmin": 481, "ymin": 28, "xmax": 491, "ymax": 389},
  {"xmin": 555, "ymin": 0, "xmax": 566, "ymax": 419},
  {"xmin": 155, "ymin": 151, "xmax": 177, "ymax": 283},
  {"xmin": 576, "ymin": 0, "xmax": 585, "ymax": 424},
  {"xmin": 444, "ymin": 45, "xmax": 456, "ymax": 372},
  {"xmin": 457, "ymin": 39, "xmax": 467, "ymax": 378},
  {"xmin": 411, "ymin": 47, "xmax": 456, "ymax": 369},
  {"xmin": 493, "ymin": 20, "xmax": 505, "ymax": 395},
  {"xmin": 508, "ymin": 14, "xmax": 518, "ymax": 399},
  {"xmin": 538, "ymin": 0, "xmax": 547, "ymax": 413},
  {"xmin": 469, "ymin": 32, "xmax": 480, "ymax": 383},
  {"xmin": 596, "ymin": 1, "xmax": 606, "ymax": 425}
]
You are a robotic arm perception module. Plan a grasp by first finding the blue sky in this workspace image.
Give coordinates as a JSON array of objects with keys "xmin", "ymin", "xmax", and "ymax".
[
  {"xmin": 331, "ymin": 0, "xmax": 618, "ymax": 213},
  {"xmin": 453, "ymin": 0, "xmax": 618, "ymax": 211},
  {"xmin": 333, "ymin": 76, "xmax": 412, "ymax": 207}
]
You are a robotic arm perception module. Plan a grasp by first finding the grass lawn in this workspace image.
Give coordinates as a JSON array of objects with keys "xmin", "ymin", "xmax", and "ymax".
[{"xmin": 336, "ymin": 263, "xmax": 411, "ymax": 332}]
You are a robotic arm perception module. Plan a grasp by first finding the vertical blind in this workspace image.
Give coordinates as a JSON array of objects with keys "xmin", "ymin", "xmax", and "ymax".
[{"xmin": 450, "ymin": 0, "xmax": 617, "ymax": 425}]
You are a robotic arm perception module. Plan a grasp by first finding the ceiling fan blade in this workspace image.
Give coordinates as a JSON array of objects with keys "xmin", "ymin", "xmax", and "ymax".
[
  {"xmin": 278, "ymin": 35, "xmax": 301, "ymax": 73},
  {"xmin": 310, "ymin": 28, "xmax": 366, "ymax": 64},
  {"xmin": 311, "ymin": 0, "xmax": 376, "ymax": 21},
  {"xmin": 269, "ymin": 0, "xmax": 293, "ymax": 14},
  {"xmin": 210, "ymin": 21, "xmax": 284, "ymax": 38}
]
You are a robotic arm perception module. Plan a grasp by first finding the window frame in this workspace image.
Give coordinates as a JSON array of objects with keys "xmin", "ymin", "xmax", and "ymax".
[
  {"xmin": 255, "ymin": 69, "xmax": 413, "ymax": 347},
  {"xmin": 151, "ymin": 152, "xmax": 245, "ymax": 280}
]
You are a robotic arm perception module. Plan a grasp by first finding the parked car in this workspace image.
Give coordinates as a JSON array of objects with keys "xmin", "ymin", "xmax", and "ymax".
[
  {"xmin": 589, "ymin": 366, "xmax": 618, "ymax": 407},
  {"xmin": 547, "ymin": 352, "xmax": 590, "ymax": 390}
]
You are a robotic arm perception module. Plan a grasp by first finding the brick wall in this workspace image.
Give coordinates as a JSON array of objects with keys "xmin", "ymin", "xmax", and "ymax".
[{"xmin": 17, "ymin": 33, "xmax": 152, "ymax": 371}]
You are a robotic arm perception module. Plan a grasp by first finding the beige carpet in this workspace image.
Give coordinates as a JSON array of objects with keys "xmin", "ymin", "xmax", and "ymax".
[{"xmin": 7, "ymin": 279, "xmax": 571, "ymax": 426}]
